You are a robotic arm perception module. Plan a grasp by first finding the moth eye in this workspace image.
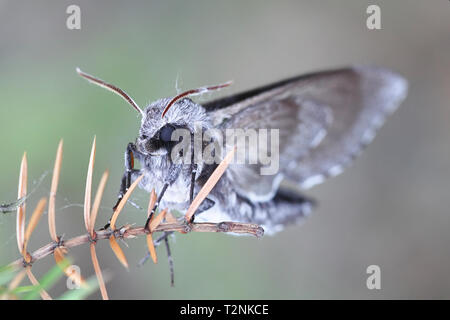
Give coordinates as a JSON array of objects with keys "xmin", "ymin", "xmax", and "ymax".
[
  {"xmin": 140, "ymin": 134, "xmax": 148, "ymax": 140},
  {"xmin": 160, "ymin": 124, "xmax": 175, "ymax": 143}
]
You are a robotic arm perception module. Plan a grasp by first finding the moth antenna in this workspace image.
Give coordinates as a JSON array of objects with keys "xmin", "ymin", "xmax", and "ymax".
[
  {"xmin": 161, "ymin": 81, "xmax": 233, "ymax": 118},
  {"xmin": 76, "ymin": 67, "xmax": 145, "ymax": 117}
]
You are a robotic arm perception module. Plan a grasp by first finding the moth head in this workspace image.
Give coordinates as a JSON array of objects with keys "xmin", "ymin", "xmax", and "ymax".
[
  {"xmin": 76, "ymin": 68, "xmax": 231, "ymax": 156},
  {"xmin": 138, "ymin": 97, "xmax": 206, "ymax": 156},
  {"xmin": 136, "ymin": 81, "xmax": 232, "ymax": 155},
  {"xmin": 137, "ymin": 121, "xmax": 178, "ymax": 156}
]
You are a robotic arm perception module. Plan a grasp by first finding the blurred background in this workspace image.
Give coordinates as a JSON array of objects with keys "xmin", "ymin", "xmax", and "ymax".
[{"xmin": 0, "ymin": 0, "xmax": 449, "ymax": 299}]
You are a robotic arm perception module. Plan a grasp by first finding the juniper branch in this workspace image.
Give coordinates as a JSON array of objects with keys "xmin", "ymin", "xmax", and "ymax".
[{"xmin": 9, "ymin": 220, "xmax": 264, "ymax": 269}]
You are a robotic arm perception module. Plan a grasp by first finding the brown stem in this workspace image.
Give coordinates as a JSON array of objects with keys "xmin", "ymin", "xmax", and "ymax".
[{"xmin": 9, "ymin": 220, "xmax": 264, "ymax": 269}]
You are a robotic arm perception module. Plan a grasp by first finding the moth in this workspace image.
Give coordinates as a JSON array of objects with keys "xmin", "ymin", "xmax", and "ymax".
[{"xmin": 77, "ymin": 66, "xmax": 407, "ymax": 235}]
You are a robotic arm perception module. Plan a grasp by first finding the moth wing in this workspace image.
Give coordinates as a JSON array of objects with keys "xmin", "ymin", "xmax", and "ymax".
[{"xmin": 205, "ymin": 66, "xmax": 408, "ymax": 201}]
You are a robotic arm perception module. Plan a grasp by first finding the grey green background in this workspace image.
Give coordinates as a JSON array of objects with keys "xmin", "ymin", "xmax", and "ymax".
[{"xmin": 1, "ymin": 0, "xmax": 449, "ymax": 299}]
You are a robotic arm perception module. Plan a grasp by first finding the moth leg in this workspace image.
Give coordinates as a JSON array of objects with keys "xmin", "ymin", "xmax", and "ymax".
[
  {"xmin": 188, "ymin": 165, "xmax": 197, "ymax": 222},
  {"xmin": 164, "ymin": 236, "xmax": 174, "ymax": 287},
  {"xmin": 138, "ymin": 230, "xmax": 173, "ymax": 267},
  {"xmin": 157, "ymin": 198, "xmax": 213, "ymax": 287},
  {"xmin": 160, "ymin": 180, "xmax": 209, "ymax": 286},
  {"xmin": 157, "ymin": 148, "xmax": 196, "ymax": 283},
  {"xmin": 188, "ymin": 132, "xmax": 198, "ymax": 222},
  {"xmin": 114, "ymin": 143, "xmax": 140, "ymax": 208},
  {"xmin": 104, "ymin": 143, "xmax": 142, "ymax": 229},
  {"xmin": 144, "ymin": 164, "xmax": 182, "ymax": 287},
  {"xmin": 139, "ymin": 198, "xmax": 214, "ymax": 278}
]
